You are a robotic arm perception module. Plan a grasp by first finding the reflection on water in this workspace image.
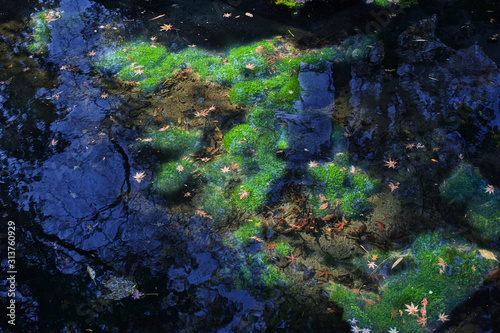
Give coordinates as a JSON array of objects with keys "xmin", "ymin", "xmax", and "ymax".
[{"xmin": 1, "ymin": 0, "xmax": 500, "ymax": 332}]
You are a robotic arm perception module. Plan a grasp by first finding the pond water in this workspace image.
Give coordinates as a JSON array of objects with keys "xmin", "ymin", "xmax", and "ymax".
[{"xmin": 1, "ymin": 0, "xmax": 500, "ymax": 332}]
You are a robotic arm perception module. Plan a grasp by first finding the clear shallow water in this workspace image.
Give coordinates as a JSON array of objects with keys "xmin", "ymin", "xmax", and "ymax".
[{"xmin": 1, "ymin": 0, "xmax": 500, "ymax": 332}]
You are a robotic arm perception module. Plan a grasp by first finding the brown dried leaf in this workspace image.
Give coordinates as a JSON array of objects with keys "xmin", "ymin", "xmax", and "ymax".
[
  {"xmin": 319, "ymin": 203, "xmax": 329, "ymax": 210},
  {"xmin": 322, "ymin": 214, "xmax": 335, "ymax": 221}
]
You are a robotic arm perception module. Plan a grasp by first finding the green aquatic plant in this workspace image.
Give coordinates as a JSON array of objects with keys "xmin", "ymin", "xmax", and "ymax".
[
  {"xmin": 201, "ymin": 184, "xmax": 233, "ymax": 219},
  {"xmin": 468, "ymin": 199, "xmax": 500, "ymax": 241},
  {"xmin": 137, "ymin": 127, "xmax": 202, "ymax": 159},
  {"xmin": 263, "ymin": 73, "xmax": 301, "ymax": 106},
  {"xmin": 274, "ymin": 242, "xmax": 292, "ymax": 257},
  {"xmin": 439, "ymin": 162, "xmax": 499, "ymax": 241},
  {"xmin": 340, "ymin": 190, "xmax": 369, "ymax": 218},
  {"xmin": 153, "ymin": 159, "xmax": 193, "ymax": 194},
  {"xmin": 233, "ymin": 177, "xmax": 271, "ymax": 212},
  {"xmin": 260, "ymin": 265, "xmax": 288, "ymax": 287},
  {"xmin": 28, "ymin": 10, "xmax": 58, "ymax": 53},
  {"xmin": 275, "ymin": 0, "xmax": 306, "ymax": 8},
  {"xmin": 439, "ymin": 161, "xmax": 486, "ymax": 204},
  {"xmin": 331, "ymin": 232, "xmax": 494, "ymax": 333},
  {"xmin": 223, "ymin": 124, "xmax": 259, "ymax": 155},
  {"xmin": 233, "ymin": 219, "xmax": 263, "ymax": 245},
  {"xmin": 372, "ymin": 0, "xmax": 418, "ymax": 8},
  {"xmin": 228, "ymin": 79, "xmax": 266, "ymax": 105}
]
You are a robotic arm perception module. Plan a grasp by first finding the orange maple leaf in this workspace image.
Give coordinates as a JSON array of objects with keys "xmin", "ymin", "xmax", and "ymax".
[{"xmin": 319, "ymin": 203, "xmax": 329, "ymax": 210}]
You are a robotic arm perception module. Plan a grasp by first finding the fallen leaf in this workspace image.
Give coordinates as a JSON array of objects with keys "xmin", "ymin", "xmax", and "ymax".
[
  {"xmin": 479, "ymin": 249, "xmax": 499, "ymax": 261},
  {"xmin": 322, "ymin": 214, "xmax": 335, "ymax": 221},
  {"xmin": 319, "ymin": 203, "xmax": 329, "ymax": 210},
  {"xmin": 391, "ymin": 257, "xmax": 404, "ymax": 269}
]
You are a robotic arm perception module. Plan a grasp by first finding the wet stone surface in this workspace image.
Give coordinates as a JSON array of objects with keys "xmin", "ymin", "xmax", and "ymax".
[{"xmin": 1, "ymin": 0, "xmax": 500, "ymax": 332}]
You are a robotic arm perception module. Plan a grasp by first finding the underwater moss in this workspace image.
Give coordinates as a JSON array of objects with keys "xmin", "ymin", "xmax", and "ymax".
[
  {"xmin": 373, "ymin": 0, "xmax": 418, "ymax": 8},
  {"xmin": 228, "ymin": 79, "xmax": 266, "ymax": 105},
  {"xmin": 137, "ymin": 127, "xmax": 202, "ymax": 159},
  {"xmin": 28, "ymin": 10, "xmax": 57, "ymax": 54},
  {"xmin": 223, "ymin": 124, "xmax": 259, "ymax": 155},
  {"xmin": 340, "ymin": 190, "xmax": 369, "ymax": 218},
  {"xmin": 259, "ymin": 265, "xmax": 287, "ymax": 287},
  {"xmin": 350, "ymin": 172, "xmax": 376, "ymax": 195},
  {"xmin": 277, "ymin": 138, "xmax": 289, "ymax": 150},
  {"xmin": 324, "ymin": 163, "xmax": 348, "ymax": 199},
  {"xmin": 332, "ymin": 232, "xmax": 494, "ymax": 333},
  {"xmin": 263, "ymin": 73, "xmax": 301, "ymax": 106},
  {"xmin": 201, "ymin": 184, "xmax": 233, "ymax": 218},
  {"xmin": 275, "ymin": 0, "xmax": 306, "ymax": 8},
  {"xmin": 96, "ymin": 42, "xmax": 186, "ymax": 91},
  {"xmin": 234, "ymin": 219, "xmax": 263, "ymax": 245},
  {"xmin": 274, "ymin": 242, "xmax": 292, "ymax": 257},
  {"xmin": 233, "ymin": 177, "xmax": 271, "ymax": 212},
  {"xmin": 153, "ymin": 159, "xmax": 194, "ymax": 194},
  {"xmin": 468, "ymin": 200, "xmax": 500, "ymax": 241},
  {"xmin": 249, "ymin": 107, "xmax": 279, "ymax": 132},
  {"xmin": 180, "ymin": 47, "xmax": 222, "ymax": 79},
  {"xmin": 439, "ymin": 162, "xmax": 486, "ymax": 204},
  {"xmin": 234, "ymin": 265, "xmax": 253, "ymax": 289}
]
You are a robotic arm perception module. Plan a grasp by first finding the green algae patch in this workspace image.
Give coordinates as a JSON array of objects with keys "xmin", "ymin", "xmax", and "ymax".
[
  {"xmin": 330, "ymin": 232, "xmax": 495, "ymax": 333},
  {"xmin": 260, "ymin": 265, "xmax": 288, "ymax": 287},
  {"xmin": 223, "ymin": 124, "xmax": 259, "ymax": 155},
  {"xmin": 153, "ymin": 159, "xmax": 194, "ymax": 194},
  {"xmin": 137, "ymin": 127, "xmax": 202, "ymax": 159},
  {"xmin": 308, "ymin": 159, "xmax": 377, "ymax": 219},
  {"xmin": 373, "ymin": 0, "xmax": 418, "ymax": 8},
  {"xmin": 228, "ymin": 79, "xmax": 266, "ymax": 105},
  {"xmin": 439, "ymin": 162, "xmax": 487, "ymax": 204},
  {"xmin": 96, "ymin": 42, "xmax": 185, "ymax": 92},
  {"xmin": 28, "ymin": 10, "xmax": 61, "ymax": 54},
  {"xmin": 440, "ymin": 161, "xmax": 499, "ymax": 241},
  {"xmin": 275, "ymin": 0, "xmax": 306, "ymax": 8},
  {"xmin": 234, "ymin": 219, "xmax": 264, "ymax": 245},
  {"xmin": 274, "ymin": 242, "xmax": 292, "ymax": 257}
]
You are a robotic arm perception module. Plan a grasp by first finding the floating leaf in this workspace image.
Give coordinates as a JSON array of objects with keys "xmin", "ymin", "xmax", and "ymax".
[
  {"xmin": 391, "ymin": 257, "xmax": 404, "ymax": 270},
  {"xmin": 479, "ymin": 249, "xmax": 499, "ymax": 262},
  {"xmin": 322, "ymin": 214, "xmax": 335, "ymax": 221},
  {"xmin": 319, "ymin": 203, "xmax": 329, "ymax": 210}
]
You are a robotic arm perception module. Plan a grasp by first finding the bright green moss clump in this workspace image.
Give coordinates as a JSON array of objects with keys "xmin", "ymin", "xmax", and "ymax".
[
  {"xmin": 137, "ymin": 127, "xmax": 202, "ymax": 159},
  {"xmin": 229, "ymin": 79, "xmax": 265, "ymax": 105},
  {"xmin": 331, "ymin": 232, "xmax": 494, "ymax": 333},
  {"xmin": 28, "ymin": 10, "xmax": 58, "ymax": 53},
  {"xmin": 260, "ymin": 265, "xmax": 288, "ymax": 287},
  {"xmin": 223, "ymin": 124, "xmax": 259, "ymax": 155},
  {"xmin": 234, "ymin": 219, "xmax": 263, "ymax": 245},
  {"xmin": 309, "ymin": 160, "xmax": 377, "ymax": 218},
  {"xmin": 153, "ymin": 160, "xmax": 194, "ymax": 194},
  {"xmin": 98, "ymin": 43, "xmax": 185, "ymax": 91},
  {"xmin": 275, "ymin": 0, "xmax": 306, "ymax": 8},
  {"xmin": 373, "ymin": 0, "xmax": 418, "ymax": 8},
  {"xmin": 274, "ymin": 242, "xmax": 291, "ymax": 257}
]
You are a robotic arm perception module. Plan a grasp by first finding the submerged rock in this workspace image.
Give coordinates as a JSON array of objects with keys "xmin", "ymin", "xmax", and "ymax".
[
  {"xmin": 348, "ymin": 15, "xmax": 500, "ymax": 159},
  {"xmin": 295, "ymin": 61, "xmax": 335, "ymax": 112}
]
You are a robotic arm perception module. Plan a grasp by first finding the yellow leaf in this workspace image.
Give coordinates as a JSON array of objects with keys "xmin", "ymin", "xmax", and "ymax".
[{"xmin": 479, "ymin": 249, "xmax": 499, "ymax": 261}]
